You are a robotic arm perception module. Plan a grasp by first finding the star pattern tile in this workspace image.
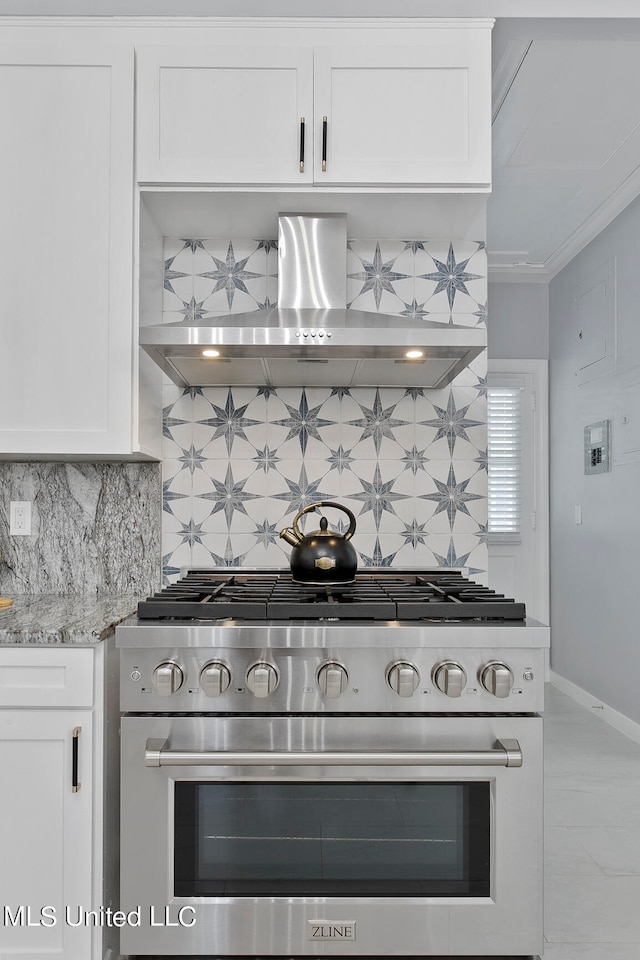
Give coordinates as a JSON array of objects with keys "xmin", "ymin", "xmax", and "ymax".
[
  {"xmin": 474, "ymin": 448, "xmax": 489, "ymax": 473},
  {"xmin": 198, "ymin": 241, "xmax": 263, "ymax": 309},
  {"xmin": 198, "ymin": 389, "xmax": 262, "ymax": 456},
  {"xmin": 162, "ymin": 406, "xmax": 189, "ymax": 442},
  {"xmin": 351, "ymin": 463, "xmax": 410, "ymax": 531},
  {"xmin": 431, "ymin": 537, "xmax": 472, "ymax": 569},
  {"xmin": 178, "ymin": 296, "xmax": 209, "ymax": 322},
  {"xmin": 348, "ymin": 389, "xmax": 410, "ymax": 457},
  {"xmin": 326, "ymin": 444, "xmax": 355, "ymax": 474},
  {"xmin": 399, "ymin": 299, "xmax": 429, "ymax": 320},
  {"xmin": 420, "ymin": 243, "xmax": 483, "ymax": 311},
  {"xmin": 160, "ymin": 235, "xmax": 488, "ymax": 583},
  {"xmin": 422, "ymin": 463, "xmax": 484, "ymax": 529},
  {"xmin": 180, "ymin": 239, "xmax": 206, "ymax": 253},
  {"xmin": 400, "ymin": 519, "xmax": 429, "ymax": 548},
  {"xmin": 421, "ymin": 390, "xmax": 484, "ymax": 456},
  {"xmin": 358, "ymin": 537, "xmax": 399, "ymax": 567},
  {"xmin": 162, "ymin": 553, "xmax": 182, "ymax": 583},
  {"xmin": 272, "ymin": 389, "xmax": 332, "ymax": 456},
  {"xmin": 196, "ymin": 463, "xmax": 261, "ymax": 530},
  {"xmin": 177, "ymin": 517, "xmax": 207, "ymax": 549},
  {"xmin": 176, "ymin": 443, "xmax": 208, "ymax": 476},
  {"xmin": 401, "ymin": 444, "xmax": 430, "ymax": 475},
  {"xmin": 252, "ymin": 445, "xmax": 281, "ymax": 473},
  {"xmin": 348, "ymin": 242, "xmax": 411, "ymax": 310},
  {"xmin": 202, "ymin": 536, "xmax": 249, "ymax": 568},
  {"xmin": 162, "ymin": 478, "xmax": 189, "ymax": 515},
  {"xmin": 164, "ymin": 256, "xmax": 190, "ymax": 294},
  {"xmin": 251, "ymin": 518, "xmax": 281, "ymax": 549},
  {"xmin": 473, "ymin": 301, "xmax": 488, "ymax": 326},
  {"xmin": 272, "ymin": 464, "xmax": 332, "ymax": 516}
]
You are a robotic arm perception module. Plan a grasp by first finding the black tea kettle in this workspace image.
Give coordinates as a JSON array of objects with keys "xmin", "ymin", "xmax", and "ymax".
[{"xmin": 279, "ymin": 501, "xmax": 358, "ymax": 584}]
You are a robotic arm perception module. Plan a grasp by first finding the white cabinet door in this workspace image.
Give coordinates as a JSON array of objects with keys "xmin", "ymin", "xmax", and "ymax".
[
  {"xmin": 0, "ymin": 44, "xmax": 140, "ymax": 457},
  {"xmin": 136, "ymin": 45, "xmax": 314, "ymax": 184},
  {"xmin": 0, "ymin": 710, "xmax": 93, "ymax": 960},
  {"xmin": 135, "ymin": 28, "xmax": 491, "ymax": 190},
  {"xmin": 313, "ymin": 40, "xmax": 491, "ymax": 187}
]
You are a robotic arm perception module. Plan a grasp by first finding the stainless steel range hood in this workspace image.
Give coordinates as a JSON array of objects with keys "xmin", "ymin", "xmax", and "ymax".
[{"xmin": 140, "ymin": 214, "xmax": 485, "ymax": 390}]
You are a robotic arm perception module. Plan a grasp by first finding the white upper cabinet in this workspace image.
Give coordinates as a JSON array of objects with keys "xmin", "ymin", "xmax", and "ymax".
[
  {"xmin": 314, "ymin": 40, "xmax": 491, "ymax": 188},
  {"xmin": 137, "ymin": 45, "xmax": 314, "ymax": 185},
  {"xmin": 0, "ymin": 39, "xmax": 159, "ymax": 459},
  {"xmin": 136, "ymin": 22, "xmax": 492, "ymax": 190}
]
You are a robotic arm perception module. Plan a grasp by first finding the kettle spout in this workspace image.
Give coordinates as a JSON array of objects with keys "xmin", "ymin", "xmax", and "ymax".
[{"xmin": 279, "ymin": 527, "xmax": 301, "ymax": 548}]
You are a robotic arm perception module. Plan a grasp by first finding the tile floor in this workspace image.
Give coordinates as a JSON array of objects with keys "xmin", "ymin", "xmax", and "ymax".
[{"xmin": 542, "ymin": 681, "xmax": 640, "ymax": 959}]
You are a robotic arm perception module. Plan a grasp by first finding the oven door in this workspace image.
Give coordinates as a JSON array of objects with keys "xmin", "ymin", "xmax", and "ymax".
[{"xmin": 120, "ymin": 714, "xmax": 542, "ymax": 957}]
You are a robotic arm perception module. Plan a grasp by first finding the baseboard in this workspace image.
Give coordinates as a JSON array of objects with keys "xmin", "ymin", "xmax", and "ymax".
[{"xmin": 550, "ymin": 670, "xmax": 640, "ymax": 745}]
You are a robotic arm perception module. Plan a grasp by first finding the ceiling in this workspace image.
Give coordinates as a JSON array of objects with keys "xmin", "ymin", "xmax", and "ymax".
[{"xmin": 489, "ymin": 18, "xmax": 640, "ymax": 281}]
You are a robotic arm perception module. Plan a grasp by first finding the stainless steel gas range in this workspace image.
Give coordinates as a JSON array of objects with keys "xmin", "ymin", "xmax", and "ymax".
[{"xmin": 116, "ymin": 568, "xmax": 549, "ymax": 958}]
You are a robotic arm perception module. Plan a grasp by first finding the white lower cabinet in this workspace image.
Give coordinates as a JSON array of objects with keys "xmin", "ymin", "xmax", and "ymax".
[
  {"xmin": 0, "ymin": 709, "xmax": 93, "ymax": 960},
  {"xmin": 0, "ymin": 646, "xmax": 113, "ymax": 960}
]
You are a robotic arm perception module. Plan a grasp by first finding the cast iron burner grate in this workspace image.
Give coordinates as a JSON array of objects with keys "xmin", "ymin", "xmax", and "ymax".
[{"xmin": 137, "ymin": 570, "xmax": 526, "ymax": 621}]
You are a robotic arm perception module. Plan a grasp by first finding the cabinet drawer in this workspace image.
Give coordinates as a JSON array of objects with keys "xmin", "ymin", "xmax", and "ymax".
[{"xmin": 0, "ymin": 647, "xmax": 94, "ymax": 707}]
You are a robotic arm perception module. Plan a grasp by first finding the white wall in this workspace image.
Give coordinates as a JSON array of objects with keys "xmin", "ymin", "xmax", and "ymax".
[
  {"xmin": 487, "ymin": 281, "xmax": 549, "ymax": 360},
  {"xmin": 549, "ymin": 193, "xmax": 640, "ymax": 724}
]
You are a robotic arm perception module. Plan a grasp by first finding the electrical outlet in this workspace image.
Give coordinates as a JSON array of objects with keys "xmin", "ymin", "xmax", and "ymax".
[{"xmin": 9, "ymin": 501, "xmax": 31, "ymax": 536}]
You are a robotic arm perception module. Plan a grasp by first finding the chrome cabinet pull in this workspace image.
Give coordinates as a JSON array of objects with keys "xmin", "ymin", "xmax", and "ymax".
[
  {"xmin": 72, "ymin": 726, "xmax": 81, "ymax": 792},
  {"xmin": 321, "ymin": 116, "xmax": 328, "ymax": 172},
  {"xmin": 145, "ymin": 738, "xmax": 522, "ymax": 769},
  {"xmin": 299, "ymin": 117, "xmax": 305, "ymax": 173}
]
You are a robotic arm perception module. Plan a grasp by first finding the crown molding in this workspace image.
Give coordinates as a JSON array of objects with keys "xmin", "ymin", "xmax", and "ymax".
[
  {"xmin": 489, "ymin": 164, "xmax": 640, "ymax": 284},
  {"xmin": 487, "ymin": 261, "xmax": 551, "ymax": 284},
  {"xmin": 543, "ymin": 165, "xmax": 640, "ymax": 278}
]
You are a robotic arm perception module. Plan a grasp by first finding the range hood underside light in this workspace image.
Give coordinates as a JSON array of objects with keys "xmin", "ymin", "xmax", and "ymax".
[{"xmin": 142, "ymin": 344, "xmax": 484, "ymax": 390}]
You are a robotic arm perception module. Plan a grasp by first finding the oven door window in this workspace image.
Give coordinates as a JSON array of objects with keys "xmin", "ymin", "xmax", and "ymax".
[{"xmin": 174, "ymin": 782, "xmax": 490, "ymax": 897}]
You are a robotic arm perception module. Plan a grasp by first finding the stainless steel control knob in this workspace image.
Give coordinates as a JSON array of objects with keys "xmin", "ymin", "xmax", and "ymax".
[
  {"xmin": 152, "ymin": 660, "xmax": 184, "ymax": 697},
  {"xmin": 432, "ymin": 661, "xmax": 467, "ymax": 698},
  {"xmin": 480, "ymin": 661, "xmax": 514, "ymax": 698},
  {"xmin": 246, "ymin": 662, "xmax": 279, "ymax": 699},
  {"xmin": 199, "ymin": 661, "xmax": 232, "ymax": 697},
  {"xmin": 317, "ymin": 661, "xmax": 348, "ymax": 698},
  {"xmin": 386, "ymin": 661, "xmax": 420, "ymax": 698}
]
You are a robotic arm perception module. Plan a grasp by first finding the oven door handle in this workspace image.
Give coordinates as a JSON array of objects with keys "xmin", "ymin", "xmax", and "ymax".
[{"xmin": 144, "ymin": 738, "xmax": 522, "ymax": 768}]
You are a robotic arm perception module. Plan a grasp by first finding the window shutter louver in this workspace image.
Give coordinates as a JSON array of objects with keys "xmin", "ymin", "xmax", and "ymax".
[{"xmin": 487, "ymin": 386, "xmax": 522, "ymax": 537}]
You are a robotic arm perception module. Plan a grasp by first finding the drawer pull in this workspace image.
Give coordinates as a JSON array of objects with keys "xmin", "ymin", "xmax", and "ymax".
[
  {"xmin": 322, "ymin": 116, "xmax": 328, "ymax": 172},
  {"xmin": 299, "ymin": 117, "xmax": 305, "ymax": 173},
  {"xmin": 72, "ymin": 726, "xmax": 81, "ymax": 793}
]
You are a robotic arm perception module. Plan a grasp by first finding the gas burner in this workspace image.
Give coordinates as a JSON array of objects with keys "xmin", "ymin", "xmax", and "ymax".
[{"xmin": 137, "ymin": 569, "xmax": 526, "ymax": 622}]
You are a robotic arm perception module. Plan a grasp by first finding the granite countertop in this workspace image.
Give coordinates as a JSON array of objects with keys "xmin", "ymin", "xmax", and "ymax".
[{"xmin": 0, "ymin": 595, "xmax": 143, "ymax": 645}]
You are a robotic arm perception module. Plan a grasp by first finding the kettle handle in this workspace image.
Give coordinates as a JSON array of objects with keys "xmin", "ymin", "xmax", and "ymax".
[{"xmin": 292, "ymin": 501, "xmax": 357, "ymax": 542}]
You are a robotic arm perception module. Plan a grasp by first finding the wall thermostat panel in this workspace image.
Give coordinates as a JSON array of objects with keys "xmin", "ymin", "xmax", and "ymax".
[{"xmin": 584, "ymin": 420, "xmax": 610, "ymax": 475}]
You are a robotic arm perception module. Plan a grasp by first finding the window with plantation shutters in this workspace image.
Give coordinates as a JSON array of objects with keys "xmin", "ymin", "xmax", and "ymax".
[{"xmin": 487, "ymin": 384, "xmax": 522, "ymax": 538}]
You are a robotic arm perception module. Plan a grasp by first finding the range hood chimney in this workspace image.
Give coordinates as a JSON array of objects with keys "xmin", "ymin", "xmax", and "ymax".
[{"xmin": 140, "ymin": 213, "xmax": 485, "ymax": 390}]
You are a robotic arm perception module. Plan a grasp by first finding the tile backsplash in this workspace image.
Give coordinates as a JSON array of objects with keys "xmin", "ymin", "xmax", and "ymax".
[
  {"xmin": 0, "ymin": 237, "xmax": 487, "ymax": 597},
  {"xmin": 162, "ymin": 237, "xmax": 488, "ymax": 583}
]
